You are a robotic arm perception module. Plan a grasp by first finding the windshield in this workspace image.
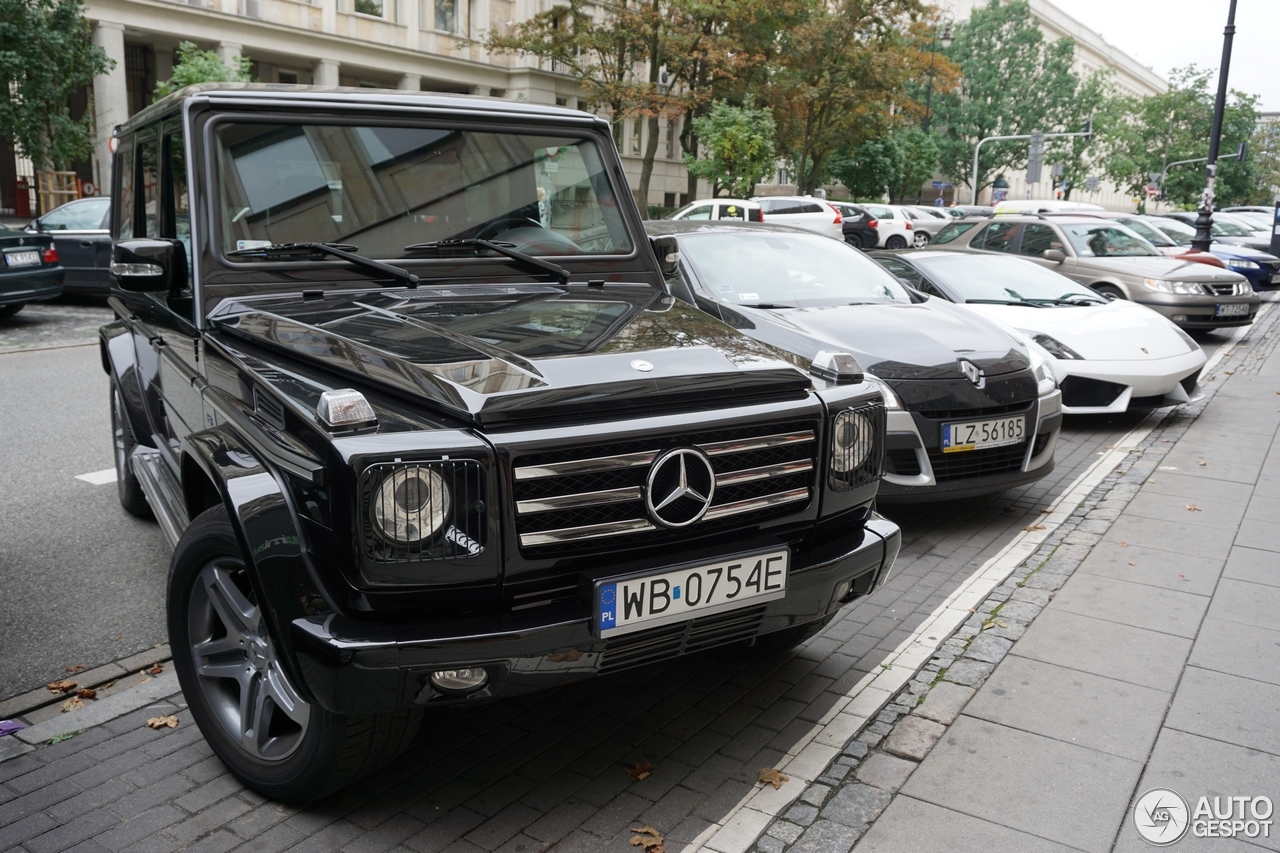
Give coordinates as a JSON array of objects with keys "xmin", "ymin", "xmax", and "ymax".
[
  {"xmin": 213, "ymin": 122, "xmax": 632, "ymax": 260},
  {"xmin": 1211, "ymin": 215, "xmax": 1256, "ymax": 237},
  {"xmin": 679, "ymin": 231, "xmax": 912, "ymax": 307},
  {"xmin": 1061, "ymin": 223, "xmax": 1160, "ymax": 257},
  {"xmin": 913, "ymin": 254, "xmax": 1101, "ymax": 302},
  {"xmin": 1118, "ymin": 218, "xmax": 1177, "ymax": 247},
  {"xmin": 1150, "ymin": 217, "xmax": 1196, "ymax": 246}
]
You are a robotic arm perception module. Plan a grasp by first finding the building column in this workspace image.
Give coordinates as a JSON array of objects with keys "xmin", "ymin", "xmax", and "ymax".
[
  {"xmin": 469, "ymin": 84, "xmax": 491, "ymax": 97},
  {"xmin": 313, "ymin": 58, "xmax": 341, "ymax": 87},
  {"xmin": 217, "ymin": 42, "xmax": 242, "ymax": 72},
  {"xmin": 398, "ymin": 73, "xmax": 421, "ymax": 91},
  {"xmin": 402, "ymin": 0, "xmax": 419, "ymax": 50},
  {"xmin": 91, "ymin": 21, "xmax": 129, "ymax": 193},
  {"xmin": 320, "ymin": 0, "xmax": 337, "ymax": 34},
  {"xmin": 154, "ymin": 48, "xmax": 174, "ymax": 89}
]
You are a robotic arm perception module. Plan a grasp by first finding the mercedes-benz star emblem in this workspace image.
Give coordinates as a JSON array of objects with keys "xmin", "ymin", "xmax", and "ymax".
[
  {"xmin": 630, "ymin": 359, "xmax": 654, "ymax": 372},
  {"xmin": 960, "ymin": 359, "xmax": 984, "ymax": 387},
  {"xmin": 645, "ymin": 448, "xmax": 716, "ymax": 528}
]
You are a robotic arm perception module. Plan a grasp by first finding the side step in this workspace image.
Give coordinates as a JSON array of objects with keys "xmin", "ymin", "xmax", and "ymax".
[{"xmin": 130, "ymin": 450, "xmax": 190, "ymax": 549}]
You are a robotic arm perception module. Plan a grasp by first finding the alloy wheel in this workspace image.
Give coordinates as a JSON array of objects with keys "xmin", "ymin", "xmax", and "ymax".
[
  {"xmin": 913, "ymin": 232, "xmax": 930, "ymax": 249},
  {"xmin": 188, "ymin": 558, "xmax": 310, "ymax": 761}
]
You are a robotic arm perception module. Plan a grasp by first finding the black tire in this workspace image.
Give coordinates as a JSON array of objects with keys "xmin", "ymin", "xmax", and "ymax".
[
  {"xmin": 885, "ymin": 235, "xmax": 908, "ymax": 250},
  {"xmin": 111, "ymin": 381, "xmax": 152, "ymax": 518},
  {"xmin": 169, "ymin": 506, "xmax": 421, "ymax": 802},
  {"xmin": 1093, "ymin": 284, "xmax": 1126, "ymax": 300},
  {"xmin": 0, "ymin": 303, "xmax": 24, "ymax": 319},
  {"xmin": 846, "ymin": 233, "xmax": 864, "ymax": 250}
]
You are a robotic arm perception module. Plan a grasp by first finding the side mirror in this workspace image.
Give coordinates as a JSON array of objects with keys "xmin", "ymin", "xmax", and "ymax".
[
  {"xmin": 650, "ymin": 235, "xmax": 680, "ymax": 278},
  {"xmin": 112, "ymin": 238, "xmax": 185, "ymax": 293},
  {"xmin": 27, "ymin": 219, "xmax": 40, "ymax": 232},
  {"xmin": 1043, "ymin": 248, "xmax": 1066, "ymax": 263}
]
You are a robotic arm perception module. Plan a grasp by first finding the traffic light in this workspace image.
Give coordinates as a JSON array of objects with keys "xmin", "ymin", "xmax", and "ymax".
[
  {"xmin": 1236, "ymin": 141, "xmax": 1248, "ymax": 162},
  {"xmin": 1080, "ymin": 119, "xmax": 1093, "ymax": 141}
]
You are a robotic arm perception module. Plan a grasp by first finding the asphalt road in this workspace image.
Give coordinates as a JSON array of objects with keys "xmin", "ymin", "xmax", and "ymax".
[{"xmin": 0, "ymin": 297, "xmax": 1232, "ymax": 703}]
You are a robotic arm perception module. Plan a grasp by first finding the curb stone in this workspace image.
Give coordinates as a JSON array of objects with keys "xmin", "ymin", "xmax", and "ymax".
[{"xmin": 753, "ymin": 298, "xmax": 1280, "ymax": 853}]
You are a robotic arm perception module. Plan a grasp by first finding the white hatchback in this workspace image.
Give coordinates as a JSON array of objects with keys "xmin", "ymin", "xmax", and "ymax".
[
  {"xmin": 750, "ymin": 195, "xmax": 842, "ymax": 239},
  {"xmin": 669, "ymin": 198, "xmax": 763, "ymax": 223},
  {"xmin": 859, "ymin": 204, "xmax": 914, "ymax": 250}
]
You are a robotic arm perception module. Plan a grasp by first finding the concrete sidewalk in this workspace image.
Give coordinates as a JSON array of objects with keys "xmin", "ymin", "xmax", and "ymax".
[{"xmin": 841, "ymin": 324, "xmax": 1280, "ymax": 851}]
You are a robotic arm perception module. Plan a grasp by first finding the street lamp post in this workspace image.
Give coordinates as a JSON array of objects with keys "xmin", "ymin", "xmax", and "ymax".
[
  {"xmin": 916, "ymin": 21, "xmax": 952, "ymax": 203},
  {"xmin": 1191, "ymin": 0, "xmax": 1238, "ymax": 252}
]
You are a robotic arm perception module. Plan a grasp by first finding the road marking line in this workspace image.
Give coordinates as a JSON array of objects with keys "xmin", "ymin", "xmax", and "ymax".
[
  {"xmin": 76, "ymin": 468, "xmax": 118, "ymax": 485},
  {"xmin": 681, "ymin": 299, "xmax": 1276, "ymax": 853}
]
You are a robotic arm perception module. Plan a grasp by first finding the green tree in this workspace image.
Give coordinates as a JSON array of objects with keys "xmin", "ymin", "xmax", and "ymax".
[
  {"xmin": 1044, "ymin": 70, "xmax": 1118, "ymax": 201},
  {"xmin": 829, "ymin": 135, "xmax": 901, "ymax": 199},
  {"xmin": 1247, "ymin": 120, "xmax": 1280, "ymax": 204},
  {"xmin": 1104, "ymin": 66, "xmax": 1258, "ymax": 209},
  {"xmin": 932, "ymin": 0, "xmax": 1080, "ymax": 198},
  {"xmin": 684, "ymin": 97, "xmax": 776, "ymax": 197},
  {"xmin": 0, "ymin": 0, "xmax": 112, "ymax": 170},
  {"xmin": 893, "ymin": 126, "xmax": 940, "ymax": 201},
  {"xmin": 154, "ymin": 41, "xmax": 251, "ymax": 99}
]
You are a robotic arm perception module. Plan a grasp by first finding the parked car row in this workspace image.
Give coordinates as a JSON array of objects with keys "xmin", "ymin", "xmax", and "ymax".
[{"xmin": 0, "ymin": 223, "xmax": 64, "ymax": 316}]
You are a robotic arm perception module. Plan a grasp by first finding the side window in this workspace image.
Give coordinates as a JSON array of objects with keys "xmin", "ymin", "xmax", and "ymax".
[
  {"xmin": 717, "ymin": 203, "xmax": 747, "ymax": 221},
  {"xmin": 683, "ymin": 204, "xmax": 712, "ymax": 221},
  {"xmin": 979, "ymin": 222, "xmax": 1019, "ymax": 253},
  {"xmin": 165, "ymin": 130, "xmax": 193, "ymax": 292},
  {"xmin": 1019, "ymin": 224, "xmax": 1063, "ymax": 257},
  {"xmin": 39, "ymin": 199, "xmax": 111, "ymax": 231},
  {"xmin": 140, "ymin": 132, "xmax": 161, "ymax": 238},
  {"xmin": 114, "ymin": 143, "xmax": 136, "ymax": 240},
  {"xmin": 934, "ymin": 222, "xmax": 976, "ymax": 244},
  {"xmin": 800, "ymin": 203, "xmax": 824, "ymax": 214},
  {"xmin": 877, "ymin": 258, "xmax": 922, "ymax": 287},
  {"xmin": 866, "ymin": 206, "xmax": 894, "ymax": 219}
]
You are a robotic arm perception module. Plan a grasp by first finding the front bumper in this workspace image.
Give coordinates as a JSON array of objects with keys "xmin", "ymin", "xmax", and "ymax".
[
  {"xmin": 1133, "ymin": 290, "xmax": 1260, "ymax": 329},
  {"xmin": 1054, "ymin": 349, "xmax": 1207, "ymax": 414},
  {"xmin": 289, "ymin": 514, "xmax": 901, "ymax": 715},
  {"xmin": 879, "ymin": 390, "xmax": 1061, "ymax": 502}
]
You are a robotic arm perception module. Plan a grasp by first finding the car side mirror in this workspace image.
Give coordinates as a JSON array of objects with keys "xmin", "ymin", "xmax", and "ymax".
[
  {"xmin": 1043, "ymin": 248, "xmax": 1066, "ymax": 262},
  {"xmin": 27, "ymin": 219, "xmax": 40, "ymax": 232},
  {"xmin": 650, "ymin": 235, "xmax": 680, "ymax": 278},
  {"xmin": 112, "ymin": 238, "xmax": 185, "ymax": 293}
]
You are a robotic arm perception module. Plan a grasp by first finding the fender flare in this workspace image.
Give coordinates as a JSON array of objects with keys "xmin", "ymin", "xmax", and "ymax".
[
  {"xmin": 180, "ymin": 427, "xmax": 333, "ymax": 706},
  {"xmin": 99, "ymin": 319, "xmax": 153, "ymax": 449}
]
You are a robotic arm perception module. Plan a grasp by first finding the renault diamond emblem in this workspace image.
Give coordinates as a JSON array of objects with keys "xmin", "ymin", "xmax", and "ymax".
[
  {"xmin": 645, "ymin": 448, "xmax": 716, "ymax": 528},
  {"xmin": 960, "ymin": 359, "xmax": 984, "ymax": 387},
  {"xmin": 630, "ymin": 359, "xmax": 654, "ymax": 372}
]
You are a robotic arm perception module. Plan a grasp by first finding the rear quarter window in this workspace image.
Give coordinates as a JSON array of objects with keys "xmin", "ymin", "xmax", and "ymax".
[{"xmin": 933, "ymin": 222, "xmax": 976, "ymax": 245}]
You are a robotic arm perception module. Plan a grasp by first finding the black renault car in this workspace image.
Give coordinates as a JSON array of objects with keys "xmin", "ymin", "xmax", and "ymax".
[
  {"xmin": 646, "ymin": 220, "xmax": 1063, "ymax": 501},
  {"xmin": 0, "ymin": 224, "xmax": 63, "ymax": 317}
]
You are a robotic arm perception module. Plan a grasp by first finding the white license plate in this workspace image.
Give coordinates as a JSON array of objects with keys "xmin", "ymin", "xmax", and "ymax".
[
  {"xmin": 4, "ymin": 251, "xmax": 40, "ymax": 267},
  {"xmin": 942, "ymin": 416, "xmax": 1026, "ymax": 453},
  {"xmin": 1216, "ymin": 303, "xmax": 1251, "ymax": 317},
  {"xmin": 1271, "ymin": 274, "xmax": 1280, "ymax": 284},
  {"xmin": 596, "ymin": 549, "xmax": 789, "ymax": 638}
]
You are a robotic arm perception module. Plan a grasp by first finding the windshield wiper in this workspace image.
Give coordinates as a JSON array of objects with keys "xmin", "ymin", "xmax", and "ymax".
[
  {"xmin": 1031, "ymin": 293, "xmax": 1106, "ymax": 306},
  {"xmin": 404, "ymin": 238, "xmax": 570, "ymax": 285},
  {"xmin": 227, "ymin": 242, "xmax": 420, "ymax": 289},
  {"xmin": 739, "ymin": 302, "xmax": 794, "ymax": 309},
  {"xmin": 964, "ymin": 298, "xmax": 1046, "ymax": 307}
]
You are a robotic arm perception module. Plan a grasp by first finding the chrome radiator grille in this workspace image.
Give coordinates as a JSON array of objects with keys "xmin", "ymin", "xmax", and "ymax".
[{"xmin": 512, "ymin": 421, "xmax": 819, "ymax": 557}]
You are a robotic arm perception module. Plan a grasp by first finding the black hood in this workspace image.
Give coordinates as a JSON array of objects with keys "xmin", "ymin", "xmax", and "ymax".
[
  {"xmin": 209, "ymin": 284, "xmax": 813, "ymax": 426},
  {"xmin": 725, "ymin": 299, "xmax": 1029, "ymax": 382}
]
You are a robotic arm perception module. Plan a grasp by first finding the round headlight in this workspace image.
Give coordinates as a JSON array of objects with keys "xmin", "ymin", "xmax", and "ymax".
[
  {"xmin": 373, "ymin": 467, "xmax": 451, "ymax": 544},
  {"xmin": 833, "ymin": 410, "xmax": 874, "ymax": 473}
]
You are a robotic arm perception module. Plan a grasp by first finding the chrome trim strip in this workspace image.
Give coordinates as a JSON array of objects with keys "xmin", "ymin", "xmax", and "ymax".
[
  {"xmin": 702, "ymin": 488, "xmax": 810, "ymax": 521},
  {"xmin": 520, "ymin": 518, "xmax": 656, "ymax": 547},
  {"xmin": 697, "ymin": 430, "xmax": 815, "ymax": 457},
  {"xmin": 715, "ymin": 460, "xmax": 814, "ymax": 487},
  {"xmin": 516, "ymin": 486, "xmax": 643, "ymax": 514},
  {"xmin": 514, "ymin": 451, "xmax": 658, "ymax": 481}
]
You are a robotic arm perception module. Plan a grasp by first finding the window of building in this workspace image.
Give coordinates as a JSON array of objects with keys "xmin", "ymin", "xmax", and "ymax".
[
  {"xmin": 630, "ymin": 121, "xmax": 642, "ymax": 156},
  {"xmin": 354, "ymin": 0, "xmax": 383, "ymax": 15},
  {"xmin": 555, "ymin": 96, "xmax": 568, "ymax": 107},
  {"xmin": 434, "ymin": 0, "xmax": 462, "ymax": 32},
  {"xmin": 666, "ymin": 120, "xmax": 676, "ymax": 159},
  {"xmin": 278, "ymin": 70, "xmax": 299, "ymax": 85},
  {"xmin": 663, "ymin": 192, "xmax": 676, "ymax": 208}
]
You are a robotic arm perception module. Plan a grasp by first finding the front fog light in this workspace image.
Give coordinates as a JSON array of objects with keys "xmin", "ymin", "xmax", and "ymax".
[
  {"xmin": 832, "ymin": 409, "xmax": 874, "ymax": 474},
  {"xmin": 430, "ymin": 668, "xmax": 488, "ymax": 694},
  {"xmin": 373, "ymin": 467, "xmax": 451, "ymax": 544}
]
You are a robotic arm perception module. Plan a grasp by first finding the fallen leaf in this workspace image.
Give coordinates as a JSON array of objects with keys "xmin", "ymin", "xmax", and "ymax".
[
  {"xmin": 1224, "ymin": 370, "xmax": 1234, "ymax": 375},
  {"xmin": 630, "ymin": 825, "xmax": 665, "ymax": 852},
  {"xmin": 74, "ymin": 688, "xmax": 97, "ymax": 700},
  {"xmin": 1106, "ymin": 445, "xmax": 1115, "ymax": 450},
  {"xmin": 981, "ymin": 618, "xmax": 996, "ymax": 631},
  {"xmin": 626, "ymin": 760, "xmax": 654, "ymax": 781},
  {"xmin": 147, "ymin": 664, "xmax": 163, "ymax": 676},
  {"xmin": 546, "ymin": 650, "xmax": 583, "ymax": 663},
  {"xmin": 1186, "ymin": 504, "xmax": 1202, "ymax": 512},
  {"xmin": 64, "ymin": 664, "xmax": 86, "ymax": 673},
  {"xmin": 997, "ymin": 619, "xmax": 1009, "ymax": 628},
  {"xmin": 1022, "ymin": 524, "xmax": 1045, "ymax": 531},
  {"xmin": 46, "ymin": 680, "xmax": 77, "ymax": 694},
  {"xmin": 1128, "ymin": 561, "xmax": 1136, "ymax": 566},
  {"xmin": 1198, "ymin": 461, "xmax": 1207, "ymax": 467},
  {"xmin": 1040, "ymin": 508, "xmax": 1052, "ymax": 514},
  {"xmin": 112, "ymin": 634, "xmax": 122, "ymax": 641},
  {"xmin": 1117, "ymin": 541, "xmax": 1129, "ymax": 547},
  {"xmin": 758, "ymin": 767, "xmax": 791, "ymax": 790},
  {"xmin": 145, "ymin": 715, "xmax": 178, "ymax": 730},
  {"xmin": 61, "ymin": 697, "xmax": 84, "ymax": 713}
]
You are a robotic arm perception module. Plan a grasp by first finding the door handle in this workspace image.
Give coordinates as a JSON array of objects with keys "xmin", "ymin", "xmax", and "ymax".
[{"xmin": 80, "ymin": 240, "xmax": 94, "ymax": 247}]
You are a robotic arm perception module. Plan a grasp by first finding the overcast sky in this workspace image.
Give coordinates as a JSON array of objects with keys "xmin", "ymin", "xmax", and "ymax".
[{"xmin": 1045, "ymin": 0, "xmax": 1278, "ymax": 111}]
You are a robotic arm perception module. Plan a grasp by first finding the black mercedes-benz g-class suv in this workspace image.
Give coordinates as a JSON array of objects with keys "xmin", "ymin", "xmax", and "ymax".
[{"xmin": 100, "ymin": 84, "xmax": 900, "ymax": 800}]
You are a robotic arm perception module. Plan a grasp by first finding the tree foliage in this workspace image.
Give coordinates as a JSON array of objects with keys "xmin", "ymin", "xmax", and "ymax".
[
  {"xmin": 1247, "ymin": 120, "xmax": 1280, "ymax": 205},
  {"xmin": 685, "ymin": 97, "xmax": 776, "ymax": 197},
  {"xmin": 932, "ymin": 0, "xmax": 1079, "ymax": 196},
  {"xmin": 1103, "ymin": 66, "xmax": 1258, "ymax": 209},
  {"xmin": 0, "ymin": 0, "xmax": 112, "ymax": 170},
  {"xmin": 155, "ymin": 41, "xmax": 252, "ymax": 99},
  {"xmin": 828, "ymin": 126, "xmax": 938, "ymax": 200}
]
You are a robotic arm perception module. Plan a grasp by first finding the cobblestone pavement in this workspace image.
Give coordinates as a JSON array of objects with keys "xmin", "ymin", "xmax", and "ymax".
[
  {"xmin": 0, "ymin": 299, "xmax": 113, "ymax": 355},
  {"xmin": 750, "ymin": 297, "xmax": 1280, "ymax": 853},
  {"xmin": 0, "ymin": 302, "xmax": 1249, "ymax": 853}
]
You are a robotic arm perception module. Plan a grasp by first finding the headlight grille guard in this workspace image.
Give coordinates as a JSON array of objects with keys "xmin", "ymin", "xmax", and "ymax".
[
  {"xmin": 829, "ymin": 403, "xmax": 886, "ymax": 492},
  {"xmin": 358, "ymin": 459, "xmax": 486, "ymax": 563}
]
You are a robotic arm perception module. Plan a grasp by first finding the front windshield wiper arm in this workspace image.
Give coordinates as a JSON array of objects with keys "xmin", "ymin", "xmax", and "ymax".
[
  {"xmin": 226, "ymin": 242, "xmax": 420, "ymax": 289},
  {"xmin": 738, "ymin": 302, "xmax": 794, "ymax": 309},
  {"xmin": 1033, "ymin": 294, "xmax": 1106, "ymax": 306},
  {"xmin": 964, "ymin": 298, "xmax": 1046, "ymax": 307},
  {"xmin": 404, "ymin": 238, "xmax": 570, "ymax": 285}
]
